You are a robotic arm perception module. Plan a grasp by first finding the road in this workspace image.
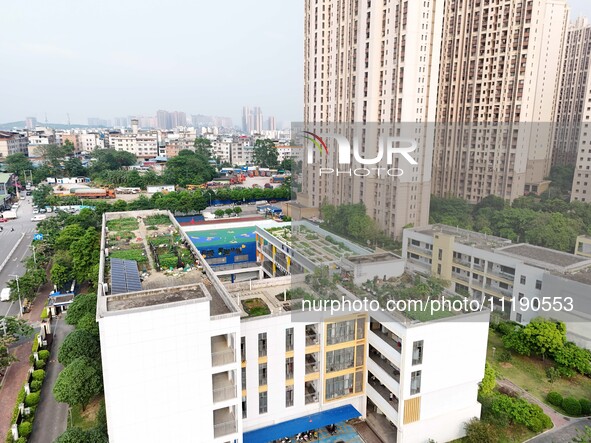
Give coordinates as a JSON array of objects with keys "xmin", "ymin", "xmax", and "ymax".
[
  {"xmin": 0, "ymin": 197, "xmax": 39, "ymax": 318},
  {"xmin": 28, "ymin": 315, "xmax": 74, "ymax": 443}
]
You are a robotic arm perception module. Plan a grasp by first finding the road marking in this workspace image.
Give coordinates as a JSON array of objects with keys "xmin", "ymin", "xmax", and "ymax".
[{"xmin": 3, "ymin": 301, "xmax": 15, "ymax": 318}]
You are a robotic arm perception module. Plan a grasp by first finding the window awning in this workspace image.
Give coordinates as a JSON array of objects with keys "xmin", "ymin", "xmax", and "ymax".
[{"xmin": 243, "ymin": 404, "xmax": 361, "ymax": 443}]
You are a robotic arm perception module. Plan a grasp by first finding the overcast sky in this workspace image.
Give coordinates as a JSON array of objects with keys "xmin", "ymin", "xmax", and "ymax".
[{"xmin": 1, "ymin": 0, "xmax": 591, "ymax": 127}]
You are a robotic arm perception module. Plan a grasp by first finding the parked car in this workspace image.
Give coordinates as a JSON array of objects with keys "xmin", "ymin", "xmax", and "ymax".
[
  {"xmin": 25, "ymin": 191, "xmax": 32, "ymax": 196},
  {"xmin": 39, "ymin": 208, "xmax": 47, "ymax": 213},
  {"xmin": 32, "ymin": 208, "xmax": 39, "ymax": 214},
  {"xmin": 0, "ymin": 218, "xmax": 8, "ymax": 223},
  {"xmin": 0, "ymin": 288, "xmax": 10, "ymax": 302}
]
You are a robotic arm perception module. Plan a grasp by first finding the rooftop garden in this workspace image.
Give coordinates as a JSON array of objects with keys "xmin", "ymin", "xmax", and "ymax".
[{"xmin": 242, "ymin": 298, "xmax": 271, "ymax": 317}]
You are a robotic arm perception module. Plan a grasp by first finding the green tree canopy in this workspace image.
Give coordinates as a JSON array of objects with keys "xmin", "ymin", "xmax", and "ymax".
[
  {"xmin": 66, "ymin": 293, "xmax": 97, "ymax": 326},
  {"xmin": 90, "ymin": 149, "xmax": 137, "ymax": 173},
  {"xmin": 253, "ymin": 139, "xmax": 279, "ymax": 168},
  {"xmin": 58, "ymin": 330, "xmax": 101, "ymax": 367},
  {"xmin": 4, "ymin": 153, "xmax": 33, "ymax": 176},
  {"xmin": 163, "ymin": 150, "xmax": 216, "ymax": 187},
  {"xmin": 53, "ymin": 357, "xmax": 103, "ymax": 410}
]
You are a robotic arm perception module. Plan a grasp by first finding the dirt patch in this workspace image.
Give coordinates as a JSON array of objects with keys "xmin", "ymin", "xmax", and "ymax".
[
  {"xmin": 79, "ymin": 395, "xmax": 103, "ymax": 425},
  {"xmin": 500, "ymin": 362, "xmax": 513, "ymax": 369}
]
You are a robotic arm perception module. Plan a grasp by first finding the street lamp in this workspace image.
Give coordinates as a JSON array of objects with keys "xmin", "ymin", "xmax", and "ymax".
[
  {"xmin": 30, "ymin": 245, "xmax": 36, "ymax": 265},
  {"xmin": 9, "ymin": 274, "xmax": 22, "ymax": 317}
]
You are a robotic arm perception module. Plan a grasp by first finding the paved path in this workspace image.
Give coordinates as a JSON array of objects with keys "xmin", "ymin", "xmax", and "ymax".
[
  {"xmin": 497, "ymin": 378, "xmax": 587, "ymax": 442},
  {"xmin": 0, "ymin": 341, "xmax": 33, "ymax": 438},
  {"xmin": 29, "ymin": 315, "xmax": 74, "ymax": 443}
]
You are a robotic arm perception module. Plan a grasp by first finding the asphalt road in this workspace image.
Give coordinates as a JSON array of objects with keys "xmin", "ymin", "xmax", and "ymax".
[{"xmin": 0, "ymin": 197, "xmax": 39, "ymax": 318}]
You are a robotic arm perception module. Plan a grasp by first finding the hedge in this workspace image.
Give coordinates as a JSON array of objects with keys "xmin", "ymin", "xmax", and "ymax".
[
  {"xmin": 30, "ymin": 380, "xmax": 43, "ymax": 393},
  {"xmin": 17, "ymin": 422, "xmax": 32, "ymax": 438},
  {"xmin": 24, "ymin": 392, "xmax": 40, "ymax": 407},
  {"xmin": 580, "ymin": 399, "xmax": 591, "ymax": 415},
  {"xmin": 547, "ymin": 392, "xmax": 563, "ymax": 407},
  {"xmin": 562, "ymin": 397, "xmax": 582, "ymax": 416},
  {"xmin": 38, "ymin": 350, "xmax": 50, "ymax": 361},
  {"xmin": 31, "ymin": 369, "xmax": 45, "ymax": 382}
]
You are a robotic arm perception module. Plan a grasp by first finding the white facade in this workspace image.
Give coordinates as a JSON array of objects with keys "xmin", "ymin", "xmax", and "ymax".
[
  {"xmin": 108, "ymin": 131, "xmax": 159, "ymax": 160},
  {"xmin": 0, "ymin": 131, "xmax": 28, "ymax": 158},
  {"xmin": 78, "ymin": 133, "xmax": 105, "ymax": 152}
]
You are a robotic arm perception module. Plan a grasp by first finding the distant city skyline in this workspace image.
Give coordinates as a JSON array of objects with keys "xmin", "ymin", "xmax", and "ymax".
[
  {"xmin": 2, "ymin": 0, "xmax": 591, "ymax": 126},
  {"xmin": 0, "ymin": 0, "xmax": 302, "ymax": 126}
]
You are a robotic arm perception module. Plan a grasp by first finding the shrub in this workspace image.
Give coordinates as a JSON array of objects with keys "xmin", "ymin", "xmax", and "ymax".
[
  {"xmin": 31, "ymin": 334, "xmax": 39, "ymax": 353},
  {"xmin": 18, "ymin": 422, "xmax": 32, "ymax": 438},
  {"xmin": 580, "ymin": 399, "xmax": 591, "ymax": 415},
  {"xmin": 38, "ymin": 350, "xmax": 50, "ymax": 361},
  {"xmin": 547, "ymin": 392, "xmax": 563, "ymax": 407},
  {"xmin": 563, "ymin": 397, "xmax": 583, "ymax": 416},
  {"xmin": 41, "ymin": 307, "xmax": 49, "ymax": 319},
  {"xmin": 32, "ymin": 369, "xmax": 45, "ymax": 382},
  {"xmin": 496, "ymin": 321, "xmax": 519, "ymax": 336},
  {"xmin": 30, "ymin": 380, "xmax": 43, "ymax": 392},
  {"xmin": 25, "ymin": 392, "xmax": 40, "ymax": 407},
  {"xmin": 497, "ymin": 350, "xmax": 512, "ymax": 362},
  {"xmin": 546, "ymin": 367, "xmax": 560, "ymax": 383},
  {"xmin": 16, "ymin": 437, "xmax": 27, "ymax": 443},
  {"xmin": 34, "ymin": 359, "xmax": 46, "ymax": 370},
  {"xmin": 557, "ymin": 365, "xmax": 575, "ymax": 378}
]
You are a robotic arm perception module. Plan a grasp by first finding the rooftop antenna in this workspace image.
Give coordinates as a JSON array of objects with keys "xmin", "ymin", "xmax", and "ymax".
[{"xmin": 67, "ymin": 113, "xmax": 71, "ymax": 126}]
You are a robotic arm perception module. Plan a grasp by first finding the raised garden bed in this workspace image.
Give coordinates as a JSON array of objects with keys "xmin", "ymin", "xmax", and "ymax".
[{"xmin": 242, "ymin": 298, "xmax": 271, "ymax": 317}]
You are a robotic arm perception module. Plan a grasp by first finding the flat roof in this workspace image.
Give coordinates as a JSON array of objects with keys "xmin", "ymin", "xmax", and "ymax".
[
  {"xmin": 410, "ymin": 224, "xmax": 512, "ymax": 250},
  {"xmin": 346, "ymin": 252, "xmax": 401, "ymax": 264},
  {"xmin": 497, "ymin": 244, "xmax": 590, "ymax": 269},
  {"xmin": 106, "ymin": 284, "xmax": 206, "ymax": 312}
]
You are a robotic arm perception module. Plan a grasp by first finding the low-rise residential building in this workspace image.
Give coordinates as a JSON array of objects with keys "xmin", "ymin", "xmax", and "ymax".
[
  {"xmin": 403, "ymin": 225, "xmax": 591, "ymax": 348},
  {"xmin": 0, "ymin": 131, "xmax": 28, "ymax": 159},
  {"xmin": 575, "ymin": 235, "xmax": 591, "ymax": 259},
  {"xmin": 108, "ymin": 125, "xmax": 159, "ymax": 161}
]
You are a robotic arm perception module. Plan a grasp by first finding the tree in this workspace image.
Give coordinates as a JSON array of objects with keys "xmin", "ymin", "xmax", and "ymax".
[
  {"xmin": 65, "ymin": 293, "xmax": 97, "ymax": 326},
  {"xmin": 50, "ymin": 262, "xmax": 71, "ymax": 289},
  {"xmin": 36, "ymin": 143, "xmax": 74, "ymax": 177},
  {"xmin": 464, "ymin": 418, "xmax": 496, "ymax": 443},
  {"xmin": 521, "ymin": 318, "xmax": 566, "ymax": 360},
  {"xmin": 64, "ymin": 158, "xmax": 85, "ymax": 177},
  {"xmin": 553, "ymin": 342, "xmax": 591, "ymax": 375},
  {"xmin": 253, "ymin": 139, "xmax": 279, "ymax": 168},
  {"xmin": 32, "ymin": 184, "xmax": 53, "ymax": 208},
  {"xmin": 479, "ymin": 363, "xmax": 496, "ymax": 396},
  {"xmin": 70, "ymin": 228, "xmax": 100, "ymax": 284},
  {"xmin": 58, "ymin": 330, "xmax": 101, "ymax": 367},
  {"xmin": 233, "ymin": 206, "xmax": 242, "ymax": 215},
  {"xmin": 0, "ymin": 317, "xmax": 34, "ymax": 374},
  {"xmin": 55, "ymin": 224, "xmax": 85, "ymax": 251},
  {"xmin": 502, "ymin": 327, "xmax": 531, "ymax": 356},
  {"xmin": 4, "ymin": 153, "xmax": 33, "ymax": 176},
  {"xmin": 77, "ymin": 313, "xmax": 99, "ymax": 337},
  {"xmin": 194, "ymin": 137, "xmax": 213, "ymax": 158},
  {"xmin": 90, "ymin": 149, "xmax": 136, "ymax": 173},
  {"xmin": 279, "ymin": 158, "xmax": 293, "ymax": 171},
  {"xmin": 163, "ymin": 150, "xmax": 216, "ymax": 187},
  {"xmin": 573, "ymin": 425, "xmax": 591, "ymax": 443},
  {"xmin": 524, "ymin": 212, "xmax": 581, "ymax": 252},
  {"xmin": 214, "ymin": 209, "xmax": 224, "ymax": 218},
  {"xmin": 225, "ymin": 208, "xmax": 234, "ymax": 216},
  {"xmin": 53, "ymin": 357, "xmax": 103, "ymax": 410}
]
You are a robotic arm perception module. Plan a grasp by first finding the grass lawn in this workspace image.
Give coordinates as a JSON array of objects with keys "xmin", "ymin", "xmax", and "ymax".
[
  {"xmin": 242, "ymin": 298, "xmax": 271, "ymax": 317},
  {"xmin": 487, "ymin": 330, "xmax": 591, "ymax": 406},
  {"xmin": 71, "ymin": 395, "xmax": 103, "ymax": 429}
]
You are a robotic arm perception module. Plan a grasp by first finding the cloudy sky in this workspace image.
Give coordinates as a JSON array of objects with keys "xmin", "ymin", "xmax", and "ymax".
[{"xmin": 1, "ymin": 0, "xmax": 590, "ymax": 127}]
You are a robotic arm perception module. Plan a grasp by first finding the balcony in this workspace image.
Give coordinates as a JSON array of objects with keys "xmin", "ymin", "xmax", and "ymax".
[
  {"xmin": 369, "ymin": 346, "xmax": 400, "ymax": 383},
  {"xmin": 211, "ymin": 335, "xmax": 235, "ymax": 367},
  {"xmin": 305, "ymin": 324, "xmax": 319, "ymax": 347},
  {"xmin": 305, "ymin": 353, "xmax": 320, "ymax": 374},
  {"xmin": 305, "ymin": 381, "xmax": 319, "ymax": 404},
  {"xmin": 213, "ymin": 407, "xmax": 237, "ymax": 438},
  {"xmin": 212, "ymin": 372, "xmax": 237, "ymax": 403},
  {"xmin": 368, "ymin": 373, "xmax": 399, "ymax": 411},
  {"xmin": 369, "ymin": 322, "xmax": 402, "ymax": 354},
  {"xmin": 485, "ymin": 284, "xmax": 513, "ymax": 298}
]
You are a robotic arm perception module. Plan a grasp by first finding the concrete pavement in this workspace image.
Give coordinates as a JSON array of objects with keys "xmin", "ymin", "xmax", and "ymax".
[{"xmin": 29, "ymin": 315, "xmax": 74, "ymax": 443}]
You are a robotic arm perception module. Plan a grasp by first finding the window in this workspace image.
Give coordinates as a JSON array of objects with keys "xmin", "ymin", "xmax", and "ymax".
[
  {"xmin": 535, "ymin": 280, "xmax": 542, "ymax": 290},
  {"xmin": 437, "ymin": 264, "xmax": 442, "ymax": 275},
  {"xmin": 438, "ymin": 248, "xmax": 443, "ymax": 260},
  {"xmin": 326, "ymin": 347, "xmax": 355, "ymax": 372},
  {"xmin": 286, "ymin": 357, "xmax": 294, "ymax": 379},
  {"xmin": 258, "ymin": 333, "xmax": 267, "ymax": 357},
  {"xmin": 242, "ymin": 395, "xmax": 247, "ymax": 419},
  {"xmin": 286, "ymin": 385, "xmax": 294, "ymax": 407},
  {"xmin": 242, "ymin": 367, "xmax": 246, "ymax": 390},
  {"xmin": 325, "ymin": 374, "xmax": 354, "ymax": 400},
  {"xmin": 516, "ymin": 313, "xmax": 522, "ymax": 322},
  {"xmin": 286, "ymin": 327, "xmax": 294, "ymax": 351},
  {"xmin": 520, "ymin": 275, "xmax": 526, "ymax": 285},
  {"xmin": 259, "ymin": 363, "xmax": 267, "ymax": 386},
  {"xmin": 259, "ymin": 391, "xmax": 268, "ymax": 414},
  {"xmin": 518, "ymin": 293, "xmax": 525, "ymax": 301},
  {"xmin": 241, "ymin": 337, "xmax": 246, "ymax": 362},
  {"xmin": 412, "ymin": 340, "xmax": 424, "ymax": 365},
  {"xmin": 326, "ymin": 320, "xmax": 355, "ymax": 345},
  {"xmin": 411, "ymin": 370, "xmax": 422, "ymax": 395}
]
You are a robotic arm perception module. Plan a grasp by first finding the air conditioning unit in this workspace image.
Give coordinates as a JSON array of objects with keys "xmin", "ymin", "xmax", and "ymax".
[{"xmin": 102, "ymin": 283, "xmax": 109, "ymax": 295}]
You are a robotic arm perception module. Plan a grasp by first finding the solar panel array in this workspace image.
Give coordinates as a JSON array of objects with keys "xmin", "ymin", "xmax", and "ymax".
[{"xmin": 110, "ymin": 258, "xmax": 142, "ymax": 294}]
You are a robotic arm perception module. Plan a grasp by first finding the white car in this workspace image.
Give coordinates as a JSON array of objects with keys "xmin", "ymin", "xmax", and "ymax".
[{"xmin": 0, "ymin": 288, "xmax": 10, "ymax": 302}]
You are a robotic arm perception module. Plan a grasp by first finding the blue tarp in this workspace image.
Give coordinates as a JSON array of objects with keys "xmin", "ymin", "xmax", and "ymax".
[{"xmin": 243, "ymin": 404, "xmax": 360, "ymax": 443}]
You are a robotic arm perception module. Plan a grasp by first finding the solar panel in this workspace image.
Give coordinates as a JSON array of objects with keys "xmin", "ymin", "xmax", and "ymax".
[{"xmin": 110, "ymin": 258, "xmax": 142, "ymax": 294}]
